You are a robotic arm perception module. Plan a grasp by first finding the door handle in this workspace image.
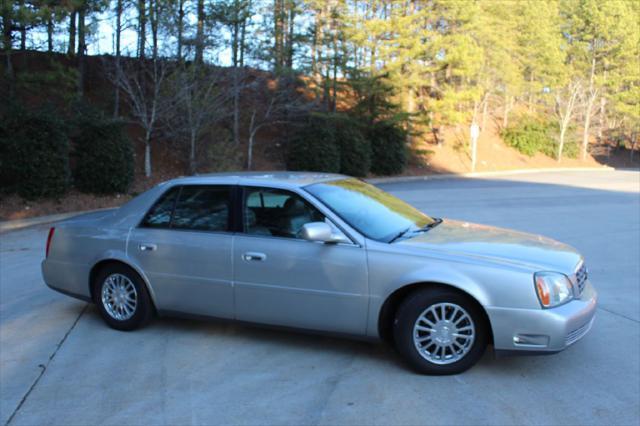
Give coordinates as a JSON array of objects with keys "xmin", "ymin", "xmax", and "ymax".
[
  {"xmin": 242, "ymin": 252, "xmax": 266, "ymax": 262},
  {"xmin": 139, "ymin": 243, "xmax": 157, "ymax": 252}
]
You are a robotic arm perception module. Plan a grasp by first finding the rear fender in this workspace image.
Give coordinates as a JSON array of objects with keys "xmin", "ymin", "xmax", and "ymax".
[{"xmin": 90, "ymin": 250, "xmax": 159, "ymax": 308}]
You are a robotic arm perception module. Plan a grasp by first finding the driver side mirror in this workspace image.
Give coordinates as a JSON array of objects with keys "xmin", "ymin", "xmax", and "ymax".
[{"xmin": 300, "ymin": 222, "xmax": 349, "ymax": 244}]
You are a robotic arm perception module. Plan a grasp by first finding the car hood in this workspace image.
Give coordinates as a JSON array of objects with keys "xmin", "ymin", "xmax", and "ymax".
[{"xmin": 397, "ymin": 219, "xmax": 582, "ymax": 273}]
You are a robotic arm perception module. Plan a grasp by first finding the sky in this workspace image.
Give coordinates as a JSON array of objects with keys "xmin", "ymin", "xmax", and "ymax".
[{"xmin": 25, "ymin": 7, "xmax": 235, "ymax": 66}]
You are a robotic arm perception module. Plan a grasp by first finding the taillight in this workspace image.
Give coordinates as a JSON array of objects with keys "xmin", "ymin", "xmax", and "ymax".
[{"xmin": 46, "ymin": 227, "xmax": 55, "ymax": 258}]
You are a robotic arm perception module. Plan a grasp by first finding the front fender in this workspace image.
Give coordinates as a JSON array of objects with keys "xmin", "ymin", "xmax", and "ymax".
[
  {"xmin": 385, "ymin": 264, "xmax": 493, "ymax": 307},
  {"xmin": 365, "ymin": 243, "xmax": 538, "ymax": 338}
]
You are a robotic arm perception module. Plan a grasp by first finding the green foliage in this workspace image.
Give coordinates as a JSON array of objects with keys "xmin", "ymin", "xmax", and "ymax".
[
  {"xmin": 344, "ymin": 73, "xmax": 409, "ymax": 176},
  {"xmin": 369, "ymin": 120, "xmax": 408, "ymax": 176},
  {"xmin": 0, "ymin": 104, "xmax": 70, "ymax": 199},
  {"xmin": 348, "ymin": 72, "xmax": 409, "ymax": 125},
  {"xmin": 502, "ymin": 117, "xmax": 578, "ymax": 159},
  {"xmin": 319, "ymin": 113, "xmax": 370, "ymax": 177},
  {"xmin": 73, "ymin": 115, "xmax": 134, "ymax": 194},
  {"xmin": 15, "ymin": 60, "xmax": 79, "ymax": 108},
  {"xmin": 287, "ymin": 114, "xmax": 341, "ymax": 173}
]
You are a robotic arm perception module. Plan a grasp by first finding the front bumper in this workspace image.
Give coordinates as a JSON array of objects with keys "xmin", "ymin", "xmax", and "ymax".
[{"xmin": 486, "ymin": 280, "xmax": 597, "ymax": 353}]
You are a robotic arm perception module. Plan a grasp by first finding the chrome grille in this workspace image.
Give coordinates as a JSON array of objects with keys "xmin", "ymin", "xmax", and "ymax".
[{"xmin": 574, "ymin": 262, "xmax": 588, "ymax": 294}]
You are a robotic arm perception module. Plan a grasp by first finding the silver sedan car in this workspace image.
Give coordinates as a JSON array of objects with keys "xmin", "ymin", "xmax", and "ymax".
[{"xmin": 42, "ymin": 173, "xmax": 597, "ymax": 374}]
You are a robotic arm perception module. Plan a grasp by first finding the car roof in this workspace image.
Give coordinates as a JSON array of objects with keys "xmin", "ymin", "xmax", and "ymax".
[{"xmin": 163, "ymin": 171, "xmax": 347, "ymax": 189}]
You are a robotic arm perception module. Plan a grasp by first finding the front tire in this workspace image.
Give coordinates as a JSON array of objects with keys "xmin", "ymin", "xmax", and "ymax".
[
  {"xmin": 93, "ymin": 264, "xmax": 153, "ymax": 331},
  {"xmin": 393, "ymin": 287, "xmax": 488, "ymax": 375}
]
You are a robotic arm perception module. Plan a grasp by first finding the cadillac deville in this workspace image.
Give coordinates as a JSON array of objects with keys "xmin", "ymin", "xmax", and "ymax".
[{"xmin": 42, "ymin": 173, "xmax": 597, "ymax": 374}]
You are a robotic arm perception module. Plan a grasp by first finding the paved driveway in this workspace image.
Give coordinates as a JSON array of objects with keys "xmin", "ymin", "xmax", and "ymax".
[{"xmin": 1, "ymin": 170, "xmax": 638, "ymax": 426}]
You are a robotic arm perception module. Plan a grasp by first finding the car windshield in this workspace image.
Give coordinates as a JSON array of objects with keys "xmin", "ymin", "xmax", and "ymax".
[{"xmin": 305, "ymin": 178, "xmax": 435, "ymax": 242}]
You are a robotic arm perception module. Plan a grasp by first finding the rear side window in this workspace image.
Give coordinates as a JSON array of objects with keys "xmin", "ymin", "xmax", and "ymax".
[
  {"xmin": 140, "ymin": 185, "xmax": 232, "ymax": 232},
  {"xmin": 172, "ymin": 186, "xmax": 232, "ymax": 232},
  {"xmin": 141, "ymin": 187, "xmax": 180, "ymax": 228}
]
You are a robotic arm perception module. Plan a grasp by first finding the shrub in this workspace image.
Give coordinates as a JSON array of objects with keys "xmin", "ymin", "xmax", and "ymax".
[
  {"xmin": 502, "ymin": 117, "xmax": 578, "ymax": 159},
  {"xmin": 0, "ymin": 105, "xmax": 70, "ymax": 199},
  {"xmin": 369, "ymin": 120, "xmax": 408, "ymax": 175},
  {"xmin": 287, "ymin": 114, "xmax": 341, "ymax": 173},
  {"xmin": 331, "ymin": 115, "xmax": 371, "ymax": 177},
  {"xmin": 73, "ymin": 118, "xmax": 134, "ymax": 194}
]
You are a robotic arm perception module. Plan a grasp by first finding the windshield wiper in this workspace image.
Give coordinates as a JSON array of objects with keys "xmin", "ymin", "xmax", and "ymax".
[
  {"xmin": 416, "ymin": 217, "xmax": 443, "ymax": 232},
  {"xmin": 388, "ymin": 226, "xmax": 412, "ymax": 244},
  {"xmin": 389, "ymin": 219, "xmax": 442, "ymax": 244}
]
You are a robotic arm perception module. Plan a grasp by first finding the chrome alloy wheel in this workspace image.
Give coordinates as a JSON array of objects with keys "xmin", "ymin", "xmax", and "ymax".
[
  {"xmin": 413, "ymin": 302, "xmax": 476, "ymax": 365},
  {"xmin": 101, "ymin": 273, "xmax": 138, "ymax": 321}
]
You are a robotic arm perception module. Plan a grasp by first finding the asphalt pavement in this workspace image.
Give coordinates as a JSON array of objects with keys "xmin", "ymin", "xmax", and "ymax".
[{"xmin": 1, "ymin": 170, "xmax": 638, "ymax": 426}]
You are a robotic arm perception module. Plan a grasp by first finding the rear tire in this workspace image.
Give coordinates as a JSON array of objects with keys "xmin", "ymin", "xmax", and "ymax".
[
  {"xmin": 93, "ymin": 264, "xmax": 153, "ymax": 331},
  {"xmin": 393, "ymin": 287, "xmax": 488, "ymax": 375}
]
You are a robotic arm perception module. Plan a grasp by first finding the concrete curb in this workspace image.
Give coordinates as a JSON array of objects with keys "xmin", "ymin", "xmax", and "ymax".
[
  {"xmin": 0, "ymin": 166, "xmax": 622, "ymax": 233},
  {"xmin": 0, "ymin": 209, "xmax": 111, "ymax": 234},
  {"xmin": 366, "ymin": 166, "xmax": 616, "ymax": 184}
]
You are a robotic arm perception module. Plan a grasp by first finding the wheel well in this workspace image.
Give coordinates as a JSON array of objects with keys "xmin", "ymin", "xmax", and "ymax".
[
  {"xmin": 377, "ymin": 282, "xmax": 493, "ymax": 344},
  {"xmin": 89, "ymin": 260, "xmax": 153, "ymax": 308}
]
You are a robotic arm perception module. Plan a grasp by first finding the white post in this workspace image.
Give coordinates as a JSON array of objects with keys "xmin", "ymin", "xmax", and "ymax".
[{"xmin": 470, "ymin": 122, "xmax": 480, "ymax": 172}]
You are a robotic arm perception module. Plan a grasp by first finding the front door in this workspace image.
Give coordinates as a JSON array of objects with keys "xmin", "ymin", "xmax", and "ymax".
[
  {"xmin": 127, "ymin": 184, "xmax": 235, "ymax": 318},
  {"xmin": 233, "ymin": 186, "xmax": 369, "ymax": 335}
]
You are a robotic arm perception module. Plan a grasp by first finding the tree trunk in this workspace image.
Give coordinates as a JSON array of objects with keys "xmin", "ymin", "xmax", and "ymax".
[
  {"xmin": 285, "ymin": 0, "xmax": 295, "ymax": 69},
  {"xmin": 77, "ymin": 5, "xmax": 86, "ymax": 97},
  {"xmin": 68, "ymin": 9, "xmax": 76, "ymax": 55},
  {"xmin": 311, "ymin": 7, "xmax": 318, "ymax": 76},
  {"xmin": 144, "ymin": 138, "xmax": 152, "ymax": 177},
  {"xmin": 189, "ymin": 130, "xmax": 197, "ymax": 174},
  {"xmin": 598, "ymin": 96, "xmax": 606, "ymax": 141},
  {"xmin": 598, "ymin": 69, "xmax": 608, "ymax": 141},
  {"xmin": 138, "ymin": 0, "xmax": 146, "ymax": 59},
  {"xmin": 47, "ymin": 13, "xmax": 53, "ymax": 52},
  {"xmin": 239, "ymin": 2, "xmax": 247, "ymax": 67},
  {"xmin": 150, "ymin": 0, "xmax": 158, "ymax": 60},
  {"xmin": 313, "ymin": 2, "xmax": 326, "ymax": 85},
  {"xmin": 232, "ymin": 3, "xmax": 240, "ymax": 146},
  {"xmin": 558, "ymin": 126, "xmax": 566, "ymax": 162},
  {"xmin": 195, "ymin": 0, "xmax": 204, "ymax": 64},
  {"xmin": 19, "ymin": 25, "xmax": 25, "ymax": 50},
  {"xmin": 528, "ymin": 72, "xmax": 534, "ymax": 112},
  {"xmin": 2, "ymin": 4, "xmax": 14, "ymax": 95},
  {"xmin": 273, "ymin": 0, "xmax": 284, "ymax": 71},
  {"xmin": 176, "ymin": 0, "xmax": 184, "ymax": 60},
  {"xmin": 247, "ymin": 111, "xmax": 256, "ymax": 170},
  {"xmin": 502, "ymin": 94, "xmax": 511, "ymax": 128},
  {"xmin": 582, "ymin": 57, "xmax": 597, "ymax": 160},
  {"xmin": 481, "ymin": 93, "xmax": 489, "ymax": 132},
  {"xmin": 114, "ymin": 0, "xmax": 122, "ymax": 116},
  {"xmin": 582, "ymin": 99, "xmax": 595, "ymax": 160},
  {"xmin": 331, "ymin": 27, "xmax": 338, "ymax": 112},
  {"xmin": 2, "ymin": 5, "xmax": 11, "ymax": 52}
]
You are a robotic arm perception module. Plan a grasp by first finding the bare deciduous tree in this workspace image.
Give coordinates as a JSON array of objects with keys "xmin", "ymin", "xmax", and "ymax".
[
  {"xmin": 245, "ymin": 75, "xmax": 314, "ymax": 170},
  {"xmin": 109, "ymin": 58, "xmax": 173, "ymax": 177},
  {"xmin": 554, "ymin": 79, "xmax": 581, "ymax": 162},
  {"xmin": 581, "ymin": 62, "xmax": 599, "ymax": 160},
  {"xmin": 165, "ymin": 64, "xmax": 231, "ymax": 174}
]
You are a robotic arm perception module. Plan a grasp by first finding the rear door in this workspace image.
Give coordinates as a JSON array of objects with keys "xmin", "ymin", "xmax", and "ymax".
[
  {"xmin": 127, "ymin": 185, "xmax": 235, "ymax": 318},
  {"xmin": 233, "ymin": 186, "xmax": 369, "ymax": 335}
]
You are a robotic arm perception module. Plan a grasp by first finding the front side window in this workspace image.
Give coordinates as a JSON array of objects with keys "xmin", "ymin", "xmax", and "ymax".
[
  {"xmin": 141, "ymin": 186, "xmax": 180, "ymax": 228},
  {"xmin": 140, "ymin": 185, "xmax": 231, "ymax": 232},
  {"xmin": 305, "ymin": 178, "xmax": 435, "ymax": 242},
  {"xmin": 243, "ymin": 187, "xmax": 324, "ymax": 239}
]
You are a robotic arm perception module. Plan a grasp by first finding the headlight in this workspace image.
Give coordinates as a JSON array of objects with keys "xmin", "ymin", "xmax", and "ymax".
[{"xmin": 534, "ymin": 272, "xmax": 574, "ymax": 308}]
